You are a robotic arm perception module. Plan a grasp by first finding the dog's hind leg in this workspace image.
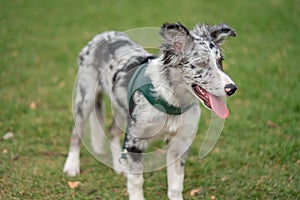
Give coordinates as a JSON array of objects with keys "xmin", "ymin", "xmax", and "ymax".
[
  {"xmin": 63, "ymin": 77, "xmax": 96, "ymax": 176},
  {"xmin": 89, "ymin": 92, "xmax": 106, "ymax": 154},
  {"xmin": 110, "ymin": 123, "xmax": 122, "ymax": 173},
  {"xmin": 108, "ymin": 104, "xmax": 128, "ymax": 174}
]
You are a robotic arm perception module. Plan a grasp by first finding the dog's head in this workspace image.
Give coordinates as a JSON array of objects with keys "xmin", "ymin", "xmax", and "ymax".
[{"xmin": 160, "ymin": 22, "xmax": 237, "ymax": 118}]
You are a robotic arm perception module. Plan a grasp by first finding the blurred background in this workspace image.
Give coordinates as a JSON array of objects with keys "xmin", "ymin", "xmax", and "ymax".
[{"xmin": 1, "ymin": 0, "xmax": 299, "ymax": 199}]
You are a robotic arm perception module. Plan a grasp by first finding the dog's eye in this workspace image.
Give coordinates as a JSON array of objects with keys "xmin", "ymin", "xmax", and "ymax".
[
  {"xmin": 191, "ymin": 61, "xmax": 208, "ymax": 69},
  {"xmin": 198, "ymin": 61, "xmax": 208, "ymax": 67}
]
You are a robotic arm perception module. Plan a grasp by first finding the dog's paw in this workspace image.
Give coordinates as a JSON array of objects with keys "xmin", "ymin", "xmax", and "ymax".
[{"xmin": 63, "ymin": 152, "xmax": 80, "ymax": 176}]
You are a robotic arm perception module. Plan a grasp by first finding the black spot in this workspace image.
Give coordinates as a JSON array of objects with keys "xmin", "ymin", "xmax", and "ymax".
[
  {"xmin": 196, "ymin": 69, "xmax": 204, "ymax": 74},
  {"xmin": 112, "ymin": 73, "xmax": 120, "ymax": 87},
  {"xmin": 180, "ymin": 160, "xmax": 185, "ymax": 167},
  {"xmin": 127, "ymin": 146, "xmax": 142, "ymax": 154},
  {"xmin": 76, "ymin": 106, "xmax": 83, "ymax": 118},
  {"xmin": 127, "ymin": 146, "xmax": 143, "ymax": 162},
  {"xmin": 162, "ymin": 22, "xmax": 190, "ymax": 36},
  {"xmin": 222, "ymin": 28, "xmax": 232, "ymax": 34},
  {"xmin": 92, "ymin": 40, "xmax": 111, "ymax": 68},
  {"xmin": 180, "ymin": 149, "xmax": 190, "ymax": 167},
  {"xmin": 79, "ymin": 85, "xmax": 86, "ymax": 100},
  {"xmin": 209, "ymin": 42, "xmax": 215, "ymax": 49},
  {"xmin": 133, "ymin": 138, "xmax": 140, "ymax": 144},
  {"xmin": 199, "ymin": 41, "xmax": 205, "ymax": 45},
  {"xmin": 95, "ymin": 93, "xmax": 103, "ymax": 112},
  {"xmin": 181, "ymin": 58, "xmax": 188, "ymax": 65},
  {"xmin": 76, "ymin": 84, "xmax": 86, "ymax": 118},
  {"xmin": 128, "ymin": 98, "xmax": 136, "ymax": 121},
  {"xmin": 112, "ymin": 56, "xmax": 157, "ymax": 92},
  {"xmin": 162, "ymin": 50, "xmax": 174, "ymax": 65},
  {"xmin": 79, "ymin": 55, "xmax": 84, "ymax": 65}
]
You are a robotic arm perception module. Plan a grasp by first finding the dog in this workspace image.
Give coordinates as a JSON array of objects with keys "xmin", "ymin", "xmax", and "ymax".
[{"xmin": 63, "ymin": 22, "xmax": 237, "ymax": 200}]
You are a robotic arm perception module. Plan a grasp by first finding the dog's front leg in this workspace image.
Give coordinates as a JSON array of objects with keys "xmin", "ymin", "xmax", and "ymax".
[
  {"xmin": 166, "ymin": 138, "xmax": 191, "ymax": 200},
  {"xmin": 127, "ymin": 147, "xmax": 145, "ymax": 200}
]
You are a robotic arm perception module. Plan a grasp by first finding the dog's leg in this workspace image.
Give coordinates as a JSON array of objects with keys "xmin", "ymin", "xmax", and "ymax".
[
  {"xmin": 63, "ymin": 81, "xmax": 95, "ymax": 176},
  {"xmin": 166, "ymin": 137, "xmax": 191, "ymax": 200},
  {"xmin": 63, "ymin": 123, "xmax": 84, "ymax": 176},
  {"xmin": 109, "ymin": 117, "xmax": 127, "ymax": 174},
  {"xmin": 126, "ymin": 141, "xmax": 145, "ymax": 200},
  {"xmin": 127, "ymin": 157, "xmax": 144, "ymax": 200},
  {"xmin": 90, "ymin": 93, "xmax": 106, "ymax": 154}
]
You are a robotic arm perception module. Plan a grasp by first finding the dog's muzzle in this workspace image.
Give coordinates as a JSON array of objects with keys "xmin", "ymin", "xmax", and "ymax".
[{"xmin": 224, "ymin": 84, "xmax": 237, "ymax": 96}]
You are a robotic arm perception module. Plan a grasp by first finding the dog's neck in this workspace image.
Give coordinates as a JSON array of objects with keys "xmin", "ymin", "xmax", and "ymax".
[{"xmin": 145, "ymin": 57, "xmax": 197, "ymax": 107}]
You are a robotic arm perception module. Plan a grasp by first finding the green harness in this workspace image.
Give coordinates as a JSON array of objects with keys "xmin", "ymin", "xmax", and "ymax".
[
  {"xmin": 121, "ymin": 61, "xmax": 193, "ymax": 160},
  {"xmin": 127, "ymin": 62, "xmax": 193, "ymax": 115}
]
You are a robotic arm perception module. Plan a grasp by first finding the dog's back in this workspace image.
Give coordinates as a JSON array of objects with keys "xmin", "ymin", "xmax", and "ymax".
[{"xmin": 77, "ymin": 31, "xmax": 152, "ymax": 115}]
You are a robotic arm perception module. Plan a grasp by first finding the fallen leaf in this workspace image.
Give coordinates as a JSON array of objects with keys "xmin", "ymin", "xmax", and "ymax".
[
  {"xmin": 190, "ymin": 187, "xmax": 201, "ymax": 196},
  {"xmin": 213, "ymin": 147, "xmax": 220, "ymax": 153},
  {"xmin": 57, "ymin": 81, "xmax": 66, "ymax": 88},
  {"xmin": 68, "ymin": 181, "xmax": 80, "ymax": 189},
  {"xmin": 267, "ymin": 120, "xmax": 277, "ymax": 128},
  {"xmin": 29, "ymin": 101, "xmax": 37, "ymax": 110},
  {"xmin": 3, "ymin": 149, "xmax": 8, "ymax": 154}
]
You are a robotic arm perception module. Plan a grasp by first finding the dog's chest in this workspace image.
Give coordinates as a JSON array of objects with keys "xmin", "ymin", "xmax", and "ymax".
[
  {"xmin": 145, "ymin": 114, "xmax": 182, "ymax": 138},
  {"xmin": 164, "ymin": 115, "xmax": 182, "ymax": 134}
]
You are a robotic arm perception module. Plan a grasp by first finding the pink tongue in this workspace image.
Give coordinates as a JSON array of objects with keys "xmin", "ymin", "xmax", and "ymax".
[{"xmin": 208, "ymin": 94, "xmax": 229, "ymax": 119}]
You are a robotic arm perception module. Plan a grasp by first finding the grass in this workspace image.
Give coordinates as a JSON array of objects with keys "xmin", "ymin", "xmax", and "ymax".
[{"xmin": 1, "ymin": 0, "xmax": 299, "ymax": 199}]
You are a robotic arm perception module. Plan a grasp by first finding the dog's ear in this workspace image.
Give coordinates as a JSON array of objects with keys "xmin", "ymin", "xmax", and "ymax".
[
  {"xmin": 209, "ymin": 23, "xmax": 237, "ymax": 45},
  {"xmin": 160, "ymin": 22, "xmax": 192, "ymax": 54}
]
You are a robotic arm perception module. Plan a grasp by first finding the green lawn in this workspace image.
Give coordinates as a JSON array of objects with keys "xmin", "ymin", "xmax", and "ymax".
[{"xmin": 1, "ymin": 0, "xmax": 299, "ymax": 199}]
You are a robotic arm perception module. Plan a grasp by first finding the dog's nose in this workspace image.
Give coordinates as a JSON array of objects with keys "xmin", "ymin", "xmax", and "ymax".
[{"xmin": 224, "ymin": 84, "xmax": 237, "ymax": 96}]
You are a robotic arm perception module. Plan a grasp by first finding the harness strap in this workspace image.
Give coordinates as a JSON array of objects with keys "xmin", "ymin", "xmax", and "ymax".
[{"xmin": 127, "ymin": 62, "xmax": 193, "ymax": 115}]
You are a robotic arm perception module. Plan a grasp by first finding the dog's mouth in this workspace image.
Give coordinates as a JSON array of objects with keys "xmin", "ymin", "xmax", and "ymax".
[{"xmin": 192, "ymin": 84, "xmax": 229, "ymax": 119}]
